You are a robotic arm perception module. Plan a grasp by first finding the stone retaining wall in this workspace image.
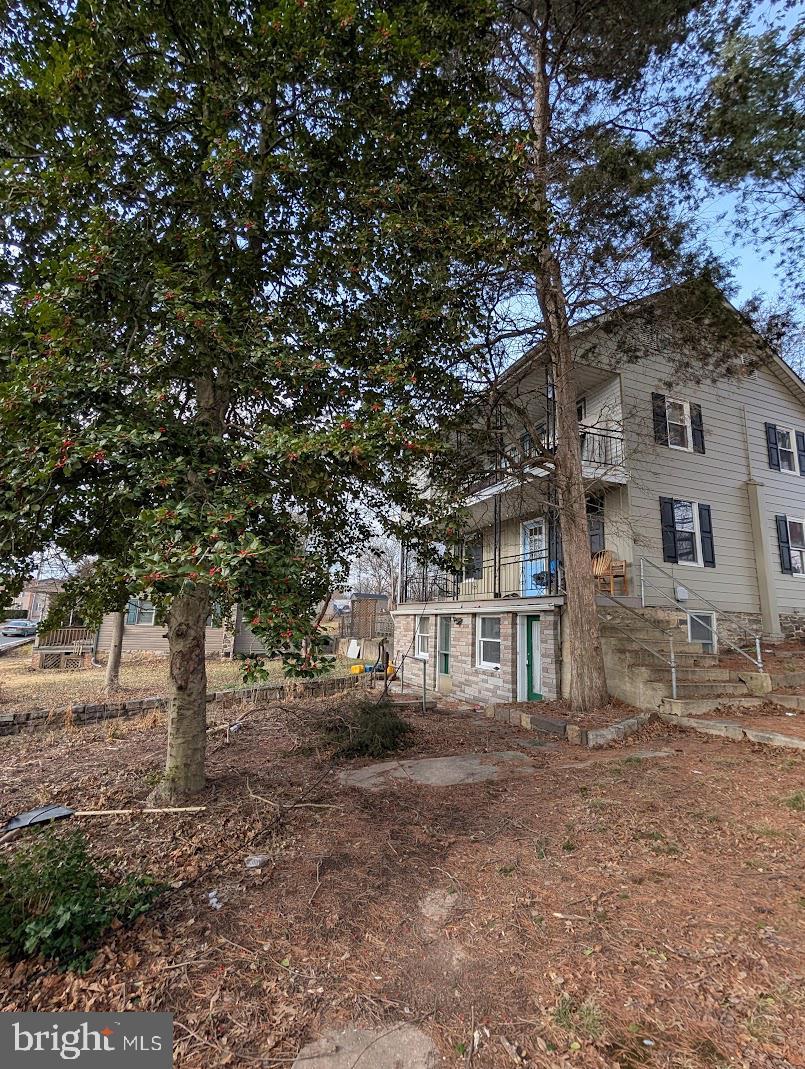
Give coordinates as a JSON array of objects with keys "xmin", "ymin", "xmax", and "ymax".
[
  {"xmin": 484, "ymin": 701, "xmax": 655, "ymax": 749},
  {"xmin": 0, "ymin": 673, "xmax": 366, "ymax": 737}
]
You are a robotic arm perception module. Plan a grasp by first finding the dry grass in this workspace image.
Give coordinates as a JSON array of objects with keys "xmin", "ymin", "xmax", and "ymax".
[
  {"xmin": 0, "ymin": 647, "xmax": 355, "ymax": 713},
  {"xmin": 1, "ymin": 699, "xmax": 803, "ymax": 1068}
]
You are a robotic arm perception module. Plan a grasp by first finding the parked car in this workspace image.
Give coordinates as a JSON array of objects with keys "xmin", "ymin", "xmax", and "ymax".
[{"xmin": 1, "ymin": 619, "xmax": 38, "ymax": 637}]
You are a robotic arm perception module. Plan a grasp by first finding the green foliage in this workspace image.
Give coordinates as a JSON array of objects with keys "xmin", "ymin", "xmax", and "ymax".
[
  {"xmin": 0, "ymin": 829, "xmax": 162, "ymax": 971},
  {"xmin": 0, "ymin": 0, "xmax": 504, "ymax": 676},
  {"xmin": 783, "ymin": 791, "xmax": 805, "ymax": 813},
  {"xmin": 324, "ymin": 699, "xmax": 413, "ymax": 758}
]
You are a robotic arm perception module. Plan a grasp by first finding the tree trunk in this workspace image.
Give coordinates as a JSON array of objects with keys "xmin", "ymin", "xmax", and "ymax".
[
  {"xmin": 104, "ymin": 610, "xmax": 125, "ymax": 693},
  {"xmin": 161, "ymin": 586, "xmax": 210, "ymax": 801},
  {"xmin": 548, "ymin": 288, "xmax": 610, "ymax": 711},
  {"xmin": 529, "ymin": 20, "xmax": 609, "ymax": 712}
]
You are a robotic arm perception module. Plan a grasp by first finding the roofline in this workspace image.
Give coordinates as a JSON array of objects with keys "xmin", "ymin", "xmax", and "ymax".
[{"xmin": 492, "ymin": 284, "xmax": 805, "ymax": 407}]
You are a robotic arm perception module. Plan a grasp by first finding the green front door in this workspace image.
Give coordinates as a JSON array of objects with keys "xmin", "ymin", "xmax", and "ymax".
[
  {"xmin": 437, "ymin": 616, "xmax": 452, "ymax": 695},
  {"xmin": 525, "ymin": 615, "xmax": 542, "ymax": 700}
]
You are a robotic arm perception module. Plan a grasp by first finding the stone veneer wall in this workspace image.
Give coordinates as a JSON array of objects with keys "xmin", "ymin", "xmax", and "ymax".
[
  {"xmin": 780, "ymin": 610, "xmax": 805, "ymax": 640},
  {"xmin": 0, "ymin": 673, "xmax": 366, "ymax": 737},
  {"xmin": 393, "ymin": 609, "xmax": 560, "ymax": 706}
]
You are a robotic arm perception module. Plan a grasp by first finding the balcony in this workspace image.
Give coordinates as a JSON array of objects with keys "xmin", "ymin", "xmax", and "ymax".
[
  {"xmin": 466, "ymin": 429, "xmax": 626, "ymax": 502},
  {"xmin": 401, "ymin": 550, "xmax": 562, "ymax": 605}
]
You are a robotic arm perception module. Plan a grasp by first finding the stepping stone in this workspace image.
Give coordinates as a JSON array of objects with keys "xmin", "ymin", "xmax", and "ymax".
[
  {"xmin": 339, "ymin": 751, "xmax": 533, "ymax": 789},
  {"xmin": 292, "ymin": 1024, "xmax": 439, "ymax": 1068},
  {"xmin": 419, "ymin": 888, "xmax": 460, "ymax": 925}
]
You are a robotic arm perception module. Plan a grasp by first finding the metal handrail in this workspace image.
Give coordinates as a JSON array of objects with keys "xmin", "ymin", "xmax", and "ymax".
[
  {"xmin": 598, "ymin": 591, "xmax": 678, "ymax": 699},
  {"xmin": 638, "ymin": 558, "xmax": 763, "ymax": 671}
]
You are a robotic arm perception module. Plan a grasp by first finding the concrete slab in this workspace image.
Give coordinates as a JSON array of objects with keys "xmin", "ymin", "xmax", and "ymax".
[
  {"xmin": 660, "ymin": 713, "xmax": 805, "ymax": 750},
  {"xmin": 339, "ymin": 750, "xmax": 533, "ymax": 789},
  {"xmin": 292, "ymin": 1024, "xmax": 439, "ymax": 1069}
]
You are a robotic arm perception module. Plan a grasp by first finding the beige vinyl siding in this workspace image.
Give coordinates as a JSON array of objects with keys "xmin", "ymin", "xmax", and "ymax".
[
  {"xmin": 739, "ymin": 363, "xmax": 805, "ymax": 614},
  {"xmin": 582, "ymin": 375, "xmax": 622, "ymax": 433},
  {"xmin": 621, "ymin": 344, "xmax": 805, "ymax": 615},
  {"xmin": 96, "ymin": 613, "xmax": 228, "ymax": 655},
  {"xmin": 602, "ymin": 485, "xmax": 632, "ymax": 562}
]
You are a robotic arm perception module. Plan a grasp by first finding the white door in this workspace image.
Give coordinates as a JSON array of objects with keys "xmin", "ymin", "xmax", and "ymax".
[{"xmin": 522, "ymin": 520, "xmax": 547, "ymax": 596}]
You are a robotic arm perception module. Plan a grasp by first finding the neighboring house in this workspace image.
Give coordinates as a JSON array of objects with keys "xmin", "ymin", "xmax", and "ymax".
[
  {"xmin": 94, "ymin": 599, "xmax": 232, "ymax": 657},
  {"xmin": 10, "ymin": 579, "xmax": 65, "ymax": 622},
  {"xmin": 393, "ymin": 293, "xmax": 805, "ymax": 708}
]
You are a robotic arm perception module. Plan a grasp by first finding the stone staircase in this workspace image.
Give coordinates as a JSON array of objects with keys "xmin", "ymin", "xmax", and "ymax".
[{"xmin": 598, "ymin": 605, "xmax": 802, "ymax": 716}]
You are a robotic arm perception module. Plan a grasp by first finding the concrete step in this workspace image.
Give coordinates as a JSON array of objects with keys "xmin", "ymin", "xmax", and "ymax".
[
  {"xmin": 641, "ymin": 666, "xmax": 732, "ymax": 682},
  {"xmin": 648, "ymin": 681, "xmax": 749, "ymax": 698},
  {"xmin": 660, "ymin": 695, "xmax": 765, "ymax": 717},
  {"xmin": 600, "ymin": 628, "xmax": 688, "ymax": 644},
  {"xmin": 628, "ymin": 652, "xmax": 719, "ymax": 668},
  {"xmin": 662, "ymin": 693, "xmax": 805, "ymax": 717},
  {"xmin": 606, "ymin": 639, "xmax": 706, "ymax": 656}
]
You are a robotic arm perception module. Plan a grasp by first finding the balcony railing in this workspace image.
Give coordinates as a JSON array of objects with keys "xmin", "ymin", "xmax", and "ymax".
[
  {"xmin": 467, "ymin": 430, "xmax": 624, "ymax": 495},
  {"xmin": 401, "ymin": 550, "xmax": 561, "ymax": 604}
]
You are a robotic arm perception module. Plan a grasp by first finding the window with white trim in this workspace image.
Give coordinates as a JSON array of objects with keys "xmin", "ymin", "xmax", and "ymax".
[
  {"xmin": 789, "ymin": 518, "xmax": 805, "ymax": 574},
  {"xmin": 666, "ymin": 398, "xmax": 691, "ymax": 450},
  {"xmin": 477, "ymin": 615, "xmax": 501, "ymax": 669},
  {"xmin": 777, "ymin": 428, "xmax": 797, "ymax": 473},
  {"xmin": 126, "ymin": 599, "xmax": 156, "ymax": 625},
  {"xmin": 415, "ymin": 615, "xmax": 431, "ymax": 659},
  {"xmin": 673, "ymin": 499, "xmax": 700, "ymax": 563}
]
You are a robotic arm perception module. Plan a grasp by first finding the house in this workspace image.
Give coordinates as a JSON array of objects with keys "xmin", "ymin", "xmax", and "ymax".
[
  {"xmin": 10, "ymin": 578, "xmax": 65, "ymax": 623},
  {"xmin": 34, "ymin": 599, "xmax": 255, "ymax": 667},
  {"xmin": 392, "ymin": 294, "xmax": 805, "ymax": 709}
]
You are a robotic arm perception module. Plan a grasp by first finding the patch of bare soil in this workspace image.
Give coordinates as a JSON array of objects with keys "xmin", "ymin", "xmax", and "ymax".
[
  {"xmin": 1, "ymin": 697, "xmax": 803, "ymax": 1069},
  {"xmin": 720, "ymin": 640, "xmax": 805, "ymax": 674}
]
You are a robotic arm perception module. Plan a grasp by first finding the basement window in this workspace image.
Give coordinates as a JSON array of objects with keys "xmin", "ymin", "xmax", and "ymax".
[
  {"xmin": 477, "ymin": 615, "xmax": 501, "ymax": 669},
  {"xmin": 415, "ymin": 616, "xmax": 431, "ymax": 659}
]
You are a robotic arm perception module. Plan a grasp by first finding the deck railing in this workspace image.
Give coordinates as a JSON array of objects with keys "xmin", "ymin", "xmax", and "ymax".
[{"xmin": 35, "ymin": 626, "xmax": 95, "ymax": 650}]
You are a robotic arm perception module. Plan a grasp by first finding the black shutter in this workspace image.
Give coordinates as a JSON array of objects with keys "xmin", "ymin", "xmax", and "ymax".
[
  {"xmin": 796, "ymin": 431, "xmax": 805, "ymax": 476},
  {"xmin": 690, "ymin": 404, "xmax": 705, "ymax": 454},
  {"xmin": 652, "ymin": 393, "xmax": 668, "ymax": 446},
  {"xmin": 698, "ymin": 504, "xmax": 716, "ymax": 567},
  {"xmin": 659, "ymin": 497, "xmax": 678, "ymax": 563},
  {"xmin": 776, "ymin": 515, "xmax": 793, "ymax": 574},
  {"xmin": 765, "ymin": 423, "xmax": 781, "ymax": 470}
]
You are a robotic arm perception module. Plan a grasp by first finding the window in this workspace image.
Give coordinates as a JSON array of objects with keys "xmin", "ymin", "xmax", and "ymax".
[
  {"xmin": 666, "ymin": 400, "xmax": 691, "ymax": 450},
  {"xmin": 126, "ymin": 599, "xmax": 155, "ymax": 626},
  {"xmin": 415, "ymin": 615, "xmax": 431, "ymax": 659},
  {"xmin": 779, "ymin": 516, "xmax": 805, "ymax": 575},
  {"xmin": 659, "ymin": 497, "xmax": 716, "ymax": 568},
  {"xmin": 777, "ymin": 428, "xmax": 797, "ymax": 472},
  {"xmin": 477, "ymin": 615, "xmax": 501, "ymax": 669},
  {"xmin": 673, "ymin": 499, "xmax": 698, "ymax": 562},
  {"xmin": 789, "ymin": 519, "xmax": 805, "ymax": 574},
  {"xmin": 587, "ymin": 494, "xmax": 605, "ymax": 554},
  {"xmin": 652, "ymin": 393, "xmax": 705, "ymax": 453},
  {"xmin": 576, "ymin": 397, "xmax": 586, "ymax": 422},
  {"xmin": 765, "ymin": 423, "xmax": 805, "ymax": 475},
  {"xmin": 463, "ymin": 536, "xmax": 483, "ymax": 582},
  {"xmin": 688, "ymin": 612, "xmax": 717, "ymax": 654}
]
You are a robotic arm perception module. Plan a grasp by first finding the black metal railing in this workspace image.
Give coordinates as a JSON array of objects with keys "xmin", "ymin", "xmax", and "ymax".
[
  {"xmin": 401, "ymin": 550, "xmax": 561, "ymax": 604},
  {"xmin": 580, "ymin": 430, "xmax": 623, "ymax": 466}
]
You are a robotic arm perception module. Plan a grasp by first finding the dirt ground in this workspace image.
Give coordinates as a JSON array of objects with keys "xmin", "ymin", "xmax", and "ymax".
[
  {"xmin": 0, "ymin": 648, "xmax": 352, "ymax": 713},
  {"xmin": 1, "ymin": 697, "xmax": 803, "ymax": 1069}
]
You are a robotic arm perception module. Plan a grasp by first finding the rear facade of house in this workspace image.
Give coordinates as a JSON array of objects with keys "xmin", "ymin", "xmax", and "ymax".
[{"xmin": 392, "ymin": 312, "xmax": 805, "ymax": 708}]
